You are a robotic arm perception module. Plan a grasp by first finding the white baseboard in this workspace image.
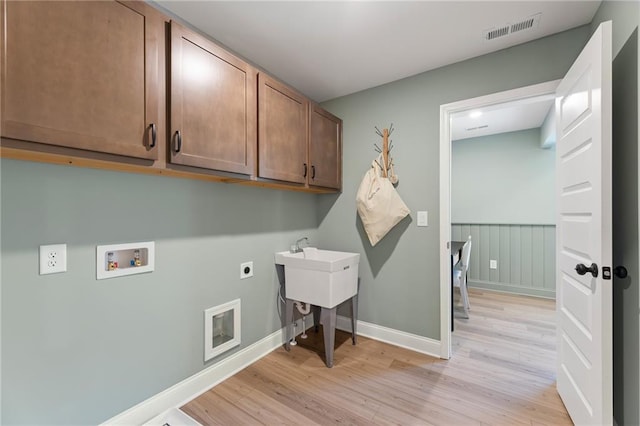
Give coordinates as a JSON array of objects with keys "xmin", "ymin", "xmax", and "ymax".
[
  {"xmin": 143, "ymin": 408, "xmax": 200, "ymax": 426},
  {"xmin": 336, "ymin": 315, "xmax": 441, "ymax": 358},
  {"xmin": 104, "ymin": 317, "xmax": 441, "ymax": 425},
  {"xmin": 102, "ymin": 320, "xmax": 303, "ymax": 426},
  {"xmin": 468, "ymin": 280, "xmax": 556, "ymax": 299}
]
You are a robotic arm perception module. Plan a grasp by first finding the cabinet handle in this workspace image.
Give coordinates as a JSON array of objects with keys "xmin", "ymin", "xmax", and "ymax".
[
  {"xmin": 174, "ymin": 130, "xmax": 182, "ymax": 153},
  {"xmin": 149, "ymin": 123, "xmax": 157, "ymax": 148},
  {"xmin": 303, "ymin": 163, "xmax": 307, "ymax": 178},
  {"xmin": 311, "ymin": 165, "xmax": 316, "ymax": 179}
]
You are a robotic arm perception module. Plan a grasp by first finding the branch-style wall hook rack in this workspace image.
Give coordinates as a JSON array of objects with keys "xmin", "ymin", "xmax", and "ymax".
[{"xmin": 373, "ymin": 123, "xmax": 397, "ymax": 183}]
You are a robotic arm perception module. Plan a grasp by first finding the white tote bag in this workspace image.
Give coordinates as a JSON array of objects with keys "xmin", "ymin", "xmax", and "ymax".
[{"xmin": 356, "ymin": 157, "xmax": 410, "ymax": 246}]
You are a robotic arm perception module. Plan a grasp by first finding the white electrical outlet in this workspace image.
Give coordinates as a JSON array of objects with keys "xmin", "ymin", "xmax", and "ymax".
[
  {"xmin": 490, "ymin": 259, "xmax": 498, "ymax": 269},
  {"xmin": 39, "ymin": 244, "xmax": 67, "ymax": 275},
  {"xmin": 240, "ymin": 261, "xmax": 253, "ymax": 279}
]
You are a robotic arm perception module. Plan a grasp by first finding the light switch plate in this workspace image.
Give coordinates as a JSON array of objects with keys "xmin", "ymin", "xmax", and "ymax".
[
  {"xmin": 490, "ymin": 260, "xmax": 498, "ymax": 269},
  {"xmin": 417, "ymin": 211, "xmax": 428, "ymax": 227}
]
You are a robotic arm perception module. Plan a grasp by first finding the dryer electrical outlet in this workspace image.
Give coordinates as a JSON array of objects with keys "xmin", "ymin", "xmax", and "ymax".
[{"xmin": 240, "ymin": 261, "xmax": 254, "ymax": 279}]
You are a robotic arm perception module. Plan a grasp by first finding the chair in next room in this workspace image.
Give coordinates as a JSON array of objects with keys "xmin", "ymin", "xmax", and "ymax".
[{"xmin": 453, "ymin": 236, "xmax": 472, "ymax": 318}]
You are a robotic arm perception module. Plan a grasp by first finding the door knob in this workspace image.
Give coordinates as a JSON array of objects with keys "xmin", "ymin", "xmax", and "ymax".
[
  {"xmin": 614, "ymin": 266, "xmax": 628, "ymax": 278},
  {"xmin": 575, "ymin": 263, "xmax": 598, "ymax": 278}
]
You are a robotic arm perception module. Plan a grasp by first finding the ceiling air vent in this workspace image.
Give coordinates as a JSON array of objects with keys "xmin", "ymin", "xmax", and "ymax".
[
  {"xmin": 511, "ymin": 17, "xmax": 536, "ymax": 33},
  {"xmin": 483, "ymin": 13, "xmax": 542, "ymax": 41},
  {"xmin": 486, "ymin": 26, "xmax": 510, "ymax": 41}
]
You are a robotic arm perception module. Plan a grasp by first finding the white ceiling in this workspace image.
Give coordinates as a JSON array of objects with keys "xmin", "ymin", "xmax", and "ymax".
[
  {"xmin": 155, "ymin": 0, "xmax": 601, "ymax": 102},
  {"xmin": 451, "ymin": 95, "xmax": 555, "ymax": 141}
]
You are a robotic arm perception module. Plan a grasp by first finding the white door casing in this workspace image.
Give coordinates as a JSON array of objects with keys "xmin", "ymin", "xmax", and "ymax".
[
  {"xmin": 555, "ymin": 21, "xmax": 612, "ymax": 425},
  {"xmin": 439, "ymin": 80, "xmax": 560, "ymax": 359}
]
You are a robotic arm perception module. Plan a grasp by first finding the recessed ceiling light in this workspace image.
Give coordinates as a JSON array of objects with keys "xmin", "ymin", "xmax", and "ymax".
[{"xmin": 469, "ymin": 110, "xmax": 483, "ymax": 119}]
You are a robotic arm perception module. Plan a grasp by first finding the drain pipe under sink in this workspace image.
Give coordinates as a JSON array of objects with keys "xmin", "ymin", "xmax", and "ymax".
[
  {"xmin": 294, "ymin": 301, "xmax": 311, "ymax": 340},
  {"xmin": 294, "ymin": 301, "xmax": 311, "ymax": 315}
]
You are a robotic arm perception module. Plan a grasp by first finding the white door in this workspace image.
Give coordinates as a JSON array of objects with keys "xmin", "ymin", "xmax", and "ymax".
[{"xmin": 556, "ymin": 21, "xmax": 612, "ymax": 425}]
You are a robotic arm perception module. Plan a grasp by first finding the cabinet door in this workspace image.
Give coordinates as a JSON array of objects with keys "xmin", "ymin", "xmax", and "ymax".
[
  {"xmin": 258, "ymin": 74, "xmax": 308, "ymax": 184},
  {"xmin": 1, "ymin": 0, "xmax": 160, "ymax": 160},
  {"xmin": 170, "ymin": 22, "xmax": 256, "ymax": 175},
  {"xmin": 309, "ymin": 104, "xmax": 342, "ymax": 190}
]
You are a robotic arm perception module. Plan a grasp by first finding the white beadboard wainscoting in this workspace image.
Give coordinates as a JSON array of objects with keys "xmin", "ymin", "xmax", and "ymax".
[{"xmin": 452, "ymin": 223, "xmax": 556, "ymax": 298}]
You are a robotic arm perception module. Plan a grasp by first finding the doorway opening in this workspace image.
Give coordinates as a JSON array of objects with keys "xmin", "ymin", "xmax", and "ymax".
[
  {"xmin": 438, "ymin": 82, "xmax": 571, "ymax": 421},
  {"xmin": 439, "ymin": 80, "xmax": 560, "ymax": 359}
]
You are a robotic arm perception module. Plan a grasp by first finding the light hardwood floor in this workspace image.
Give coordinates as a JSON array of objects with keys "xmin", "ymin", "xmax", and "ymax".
[{"xmin": 182, "ymin": 288, "xmax": 571, "ymax": 425}]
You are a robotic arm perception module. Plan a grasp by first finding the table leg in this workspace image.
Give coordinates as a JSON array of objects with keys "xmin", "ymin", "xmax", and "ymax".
[{"xmin": 451, "ymin": 254, "xmax": 454, "ymax": 332}]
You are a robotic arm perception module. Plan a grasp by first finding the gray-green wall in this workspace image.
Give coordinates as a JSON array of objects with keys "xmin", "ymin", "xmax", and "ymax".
[
  {"xmin": 451, "ymin": 129, "xmax": 556, "ymax": 298},
  {"xmin": 451, "ymin": 128, "xmax": 556, "ymax": 297},
  {"xmin": 1, "ymin": 160, "xmax": 319, "ymax": 424},
  {"xmin": 590, "ymin": 2, "xmax": 640, "ymax": 425},
  {"xmin": 318, "ymin": 26, "xmax": 591, "ymax": 340},
  {"xmin": 452, "ymin": 128, "xmax": 555, "ymax": 224}
]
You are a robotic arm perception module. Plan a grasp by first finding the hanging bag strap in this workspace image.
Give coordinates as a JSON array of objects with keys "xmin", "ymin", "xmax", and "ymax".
[
  {"xmin": 388, "ymin": 158, "xmax": 399, "ymax": 185},
  {"xmin": 368, "ymin": 154, "xmax": 385, "ymax": 199}
]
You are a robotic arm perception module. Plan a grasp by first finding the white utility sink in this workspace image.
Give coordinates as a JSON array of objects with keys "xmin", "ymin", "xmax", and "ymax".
[{"xmin": 275, "ymin": 247, "xmax": 360, "ymax": 308}]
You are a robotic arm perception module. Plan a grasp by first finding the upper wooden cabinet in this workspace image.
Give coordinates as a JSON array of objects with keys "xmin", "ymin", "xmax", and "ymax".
[
  {"xmin": 309, "ymin": 104, "xmax": 342, "ymax": 190},
  {"xmin": 258, "ymin": 74, "xmax": 309, "ymax": 184},
  {"xmin": 169, "ymin": 22, "xmax": 256, "ymax": 175},
  {"xmin": 1, "ymin": 0, "xmax": 161, "ymax": 160},
  {"xmin": 258, "ymin": 74, "xmax": 342, "ymax": 189},
  {"xmin": 0, "ymin": 1, "xmax": 342, "ymax": 193}
]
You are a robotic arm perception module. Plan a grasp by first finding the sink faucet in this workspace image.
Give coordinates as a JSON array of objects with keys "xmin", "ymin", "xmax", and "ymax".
[{"xmin": 291, "ymin": 237, "xmax": 309, "ymax": 253}]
